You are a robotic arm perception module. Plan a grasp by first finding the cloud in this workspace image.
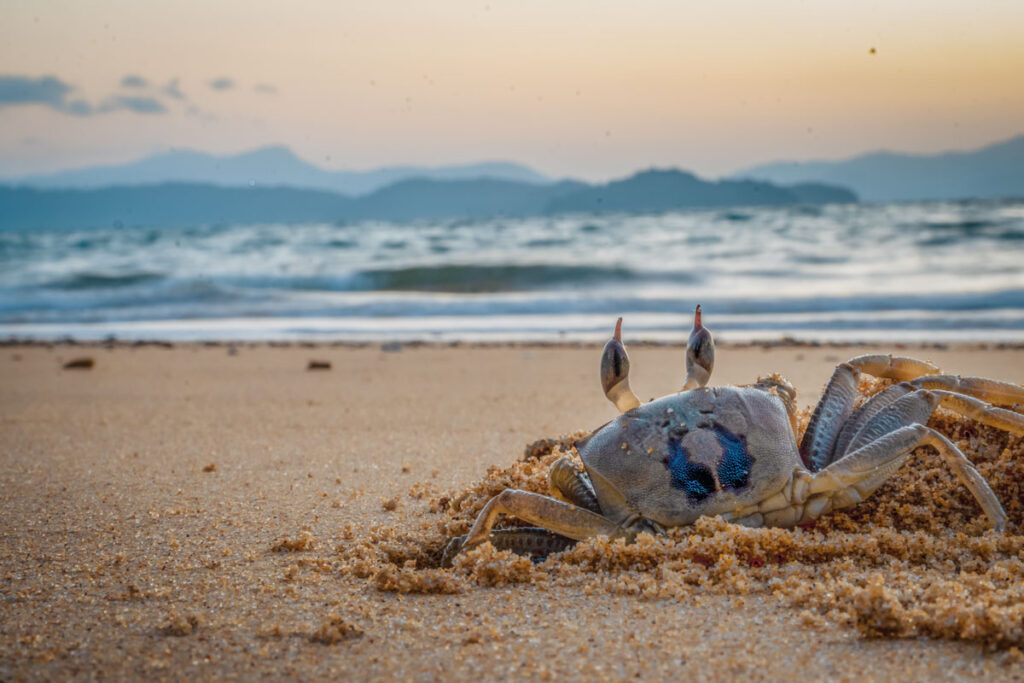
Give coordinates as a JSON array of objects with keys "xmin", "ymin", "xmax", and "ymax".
[
  {"xmin": 120, "ymin": 74, "xmax": 148, "ymax": 88},
  {"xmin": 0, "ymin": 74, "xmax": 89, "ymax": 115},
  {"xmin": 254, "ymin": 83, "xmax": 277, "ymax": 95},
  {"xmin": 209, "ymin": 77, "xmax": 235, "ymax": 91},
  {"xmin": 0, "ymin": 74, "xmax": 173, "ymax": 116},
  {"xmin": 64, "ymin": 99, "xmax": 95, "ymax": 116},
  {"xmin": 100, "ymin": 95, "xmax": 167, "ymax": 114},
  {"xmin": 162, "ymin": 78, "xmax": 185, "ymax": 100}
]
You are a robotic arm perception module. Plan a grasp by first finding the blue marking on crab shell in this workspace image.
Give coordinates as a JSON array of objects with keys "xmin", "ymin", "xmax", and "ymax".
[
  {"xmin": 663, "ymin": 437, "xmax": 716, "ymax": 502},
  {"xmin": 713, "ymin": 424, "xmax": 752, "ymax": 491}
]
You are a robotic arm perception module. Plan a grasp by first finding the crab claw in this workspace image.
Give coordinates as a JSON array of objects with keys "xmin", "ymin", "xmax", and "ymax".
[
  {"xmin": 683, "ymin": 304, "xmax": 715, "ymax": 390},
  {"xmin": 601, "ymin": 317, "xmax": 641, "ymax": 413}
]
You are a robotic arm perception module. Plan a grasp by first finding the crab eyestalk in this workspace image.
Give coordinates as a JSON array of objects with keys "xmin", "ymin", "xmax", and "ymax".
[
  {"xmin": 683, "ymin": 304, "xmax": 715, "ymax": 390},
  {"xmin": 600, "ymin": 318, "xmax": 641, "ymax": 413}
]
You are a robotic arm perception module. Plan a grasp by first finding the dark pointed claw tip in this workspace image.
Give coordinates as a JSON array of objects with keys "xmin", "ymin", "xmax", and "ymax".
[
  {"xmin": 694, "ymin": 304, "xmax": 702, "ymax": 328},
  {"xmin": 441, "ymin": 535, "xmax": 467, "ymax": 568},
  {"xmin": 614, "ymin": 317, "xmax": 623, "ymax": 342}
]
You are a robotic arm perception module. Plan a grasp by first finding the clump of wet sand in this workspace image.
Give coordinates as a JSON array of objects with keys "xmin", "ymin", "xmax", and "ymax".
[
  {"xmin": 338, "ymin": 378, "xmax": 1024, "ymax": 650},
  {"xmin": 271, "ymin": 530, "xmax": 315, "ymax": 553},
  {"xmin": 160, "ymin": 612, "xmax": 202, "ymax": 637},
  {"xmin": 310, "ymin": 614, "xmax": 363, "ymax": 645}
]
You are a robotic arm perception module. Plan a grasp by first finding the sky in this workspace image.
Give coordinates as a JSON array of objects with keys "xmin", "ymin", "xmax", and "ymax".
[{"xmin": 1, "ymin": 0, "xmax": 1023, "ymax": 181}]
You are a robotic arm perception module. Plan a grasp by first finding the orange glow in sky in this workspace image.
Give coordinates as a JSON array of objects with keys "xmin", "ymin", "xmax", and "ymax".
[{"xmin": 1, "ymin": 0, "xmax": 1022, "ymax": 179}]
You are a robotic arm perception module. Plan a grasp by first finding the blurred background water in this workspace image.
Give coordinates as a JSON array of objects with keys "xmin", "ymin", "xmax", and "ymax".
[{"xmin": 3, "ymin": 198, "xmax": 1023, "ymax": 343}]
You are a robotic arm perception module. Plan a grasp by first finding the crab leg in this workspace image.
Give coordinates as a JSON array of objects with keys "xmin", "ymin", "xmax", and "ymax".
[
  {"xmin": 799, "ymin": 363, "xmax": 859, "ymax": 471},
  {"xmin": 747, "ymin": 421, "xmax": 1008, "ymax": 529},
  {"xmin": 802, "ymin": 424, "xmax": 1007, "ymax": 531},
  {"xmin": 832, "ymin": 382, "xmax": 916, "ymax": 459},
  {"xmin": 845, "ymin": 354, "xmax": 940, "ymax": 380},
  {"xmin": 549, "ymin": 457, "xmax": 601, "ymax": 513},
  {"xmin": 834, "ymin": 386, "xmax": 1024, "ymax": 463},
  {"xmin": 931, "ymin": 391, "xmax": 1024, "ymax": 434},
  {"xmin": 910, "ymin": 375, "xmax": 1024, "ymax": 408},
  {"xmin": 801, "ymin": 355, "xmax": 943, "ymax": 471},
  {"xmin": 460, "ymin": 489, "xmax": 624, "ymax": 554},
  {"xmin": 441, "ymin": 528, "xmax": 576, "ymax": 567}
]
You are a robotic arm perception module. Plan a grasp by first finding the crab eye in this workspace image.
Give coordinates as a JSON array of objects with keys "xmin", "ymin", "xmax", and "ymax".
[
  {"xmin": 687, "ymin": 326, "xmax": 714, "ymax": 373},
  {"xmin": 600, "ymin": 339, "xmax": 630, "ymax": 394}
]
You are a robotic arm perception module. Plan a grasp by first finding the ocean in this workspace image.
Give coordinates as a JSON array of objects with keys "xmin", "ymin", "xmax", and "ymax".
[{"xmin": 2, "ymin": 199, "xmax": 1023, "ymax": 344}]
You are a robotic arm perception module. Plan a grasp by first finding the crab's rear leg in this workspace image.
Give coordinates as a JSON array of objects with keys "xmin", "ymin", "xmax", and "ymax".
[
  {"xmin": 829, "ymin": 375, "xmax": 1024, "ymax": 461},
  {"xmin": 762, "ymin": 385, "xmax": 1020, "ymax": 530},
  {"xmin": 800, "ymin": 424, "xmax": 1007, "ymax": 530},
  {"xmin": 800, "ymin": 355, "xmax": 942, "ymax": 471},
  {"xmin": 844, "ymin": 354, "xmax": 941, "ymax": 381},
  {"xmin": 736, "ymin": 421, "xmax": 1007, "ymax": 530},
  {"xmin": 930, "ymin": 391, "xmax": 1024, "ymax": 432},
  {"xmin": 909, "ymin": 375, "xmax": 1024, "ymax": 408}
]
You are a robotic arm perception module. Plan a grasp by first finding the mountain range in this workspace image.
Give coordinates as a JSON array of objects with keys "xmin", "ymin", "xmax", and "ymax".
[
  {"xmin": 3, "ymin": 134, "xmax": 1021, "ymax": 229},
  {"xmin": 5, "ymin": 146, "xmax": 551, "ymax": 196},
  {"xmin": 0, "ymin": 170, "xmax": 855, "ymax": 230},
  {"xmin": 736, "ymin": 134, "xmax": 1024, "ymax": 202}
]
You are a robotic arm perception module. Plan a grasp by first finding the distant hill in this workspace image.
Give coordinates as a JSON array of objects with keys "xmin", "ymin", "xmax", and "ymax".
[
  {"xmin": 736, "ymin": 134, "xmax": 1024, "ymax": 202},
  {"xmin": 546, "ymin": 169, "xmax": 855, "ymax": 213},
  {"xmin": 0, "ymin": 184, "xmax": 354, "ymax": 230},
  {"xmin": 0, "ymin": 170, "xmax": 856, "ymax": 230},
  {"xmin": 4, "ymin": 146, "xmax": 551, "ymax": 196},
  {"xmin": 353, "ymin": 178, "xmax": 587, "ymax": 221}
]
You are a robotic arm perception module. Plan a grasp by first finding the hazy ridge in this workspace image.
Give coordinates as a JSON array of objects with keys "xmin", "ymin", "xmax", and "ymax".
[
  {"xmin": 736, "ymin": 134, "xmax": 1024, "ymax": 202},
  {"xmin": 5, "ymin": 146, "xmax": 551, "ymax": 196},
  {"xmin": 4, "ymin": 134, "xmax": 1021, "ymax": 229},
  {"xmin": 0, "ymin": 172, "xmax": 855, "ymax": 230}
]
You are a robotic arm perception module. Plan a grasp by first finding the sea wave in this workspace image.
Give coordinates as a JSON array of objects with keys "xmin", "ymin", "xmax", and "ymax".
[
  {"xmin": 348, "ymin": 264, "xmax": 697, "ymax": 292},
  {"xmin": 42, "ymin": 271, "xmax": 166, "ymax": 290},
  {"xmin": 2, "ymin": 199, "xmax": 1023, "ymax": 341}
]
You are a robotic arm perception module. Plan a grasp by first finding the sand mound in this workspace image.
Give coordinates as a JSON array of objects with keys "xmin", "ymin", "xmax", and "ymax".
[{"xmin": 337, "ymin": 379, "xmax": 1024, "ymax": 649}]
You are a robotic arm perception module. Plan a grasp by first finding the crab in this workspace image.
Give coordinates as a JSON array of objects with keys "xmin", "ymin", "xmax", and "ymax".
[{"xmin": 443, "ymin": 306, "xmax": 1024, "ymax": 565}]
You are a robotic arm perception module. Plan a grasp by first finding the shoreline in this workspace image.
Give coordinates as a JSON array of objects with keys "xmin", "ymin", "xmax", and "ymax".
[{"xmin": 6, "ymin": 337, "xmax": 1024, "ymax": 350}]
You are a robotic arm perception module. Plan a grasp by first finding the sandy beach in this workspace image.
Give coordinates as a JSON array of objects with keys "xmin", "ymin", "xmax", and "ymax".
[{"xmin": 2, "ymin": 341, "xmax": 1023, "ymax": 680}]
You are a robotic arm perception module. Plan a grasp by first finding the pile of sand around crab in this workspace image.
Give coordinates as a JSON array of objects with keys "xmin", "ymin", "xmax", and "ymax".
[{"xmin": 336, "ymin": 378, "xmax": 1024, "ymax": 651}]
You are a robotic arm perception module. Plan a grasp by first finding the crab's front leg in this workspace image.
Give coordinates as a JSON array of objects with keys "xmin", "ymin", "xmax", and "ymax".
[
  {"xmin": 442, "ymin": 461, "xmax": 606, "ymax": 566},
  {"xmin": 441, "ymin": 527, "xmax": 577, "ymax": 567},
  {"xmin": 451, "ymin": 489, "xmax": 626, "ymax": 562}
]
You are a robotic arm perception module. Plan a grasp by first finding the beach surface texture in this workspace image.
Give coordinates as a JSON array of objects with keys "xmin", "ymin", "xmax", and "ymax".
[{"xmin": 2, "ymin": 342, "xmax": 1024, "ymax": 679}]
